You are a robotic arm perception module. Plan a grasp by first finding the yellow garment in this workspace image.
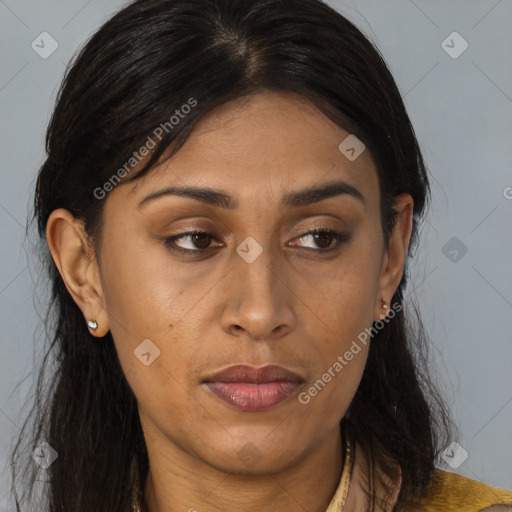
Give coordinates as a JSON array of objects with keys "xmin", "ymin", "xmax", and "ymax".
[
  {"xmin": 415, "ymin": 469, "xmax": 512, "ymax": 511},
  {"xmin": 324, "ymin": 467, "xmax": 512, "ymax": 511},
  {"xmin": 324, "ymin": 433, "xmax": 512, "ymax": 511}
]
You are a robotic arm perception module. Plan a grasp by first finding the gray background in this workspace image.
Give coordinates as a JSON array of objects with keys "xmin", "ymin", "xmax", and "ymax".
[{"xmin": 1, "ymin": 0, "xmax": 511, "ymax": 508}]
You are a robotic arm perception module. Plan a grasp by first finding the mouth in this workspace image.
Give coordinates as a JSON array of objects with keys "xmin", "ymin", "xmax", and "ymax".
[{"xmin": 201, "ymin": 364, "xmax": 305, "ymax": 412}]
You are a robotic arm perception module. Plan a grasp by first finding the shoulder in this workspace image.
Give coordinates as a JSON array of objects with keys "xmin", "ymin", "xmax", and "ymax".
[{"xmin": 414, "ymin": 469, "xmax": 512, "ymax": 512}]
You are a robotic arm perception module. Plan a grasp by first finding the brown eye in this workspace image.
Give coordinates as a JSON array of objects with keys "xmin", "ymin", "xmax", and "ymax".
[
  {"xmin": 164, "ymin": 230, "xmax": 221, "ymax": 254},
  {"xmin": 290, "ymin": 228, "xmax": 351, "ymax": 251},
  {"xmin": 188, "ymin": 232, "xmax": 212, "ymax": 249},
  {"xmin": 312, "ymin": 231, "xmax": 337, "ymax": 249}
]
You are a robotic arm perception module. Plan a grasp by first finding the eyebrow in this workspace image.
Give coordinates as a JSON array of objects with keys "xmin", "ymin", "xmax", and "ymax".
[{"xmin": 138, "ymin": 180, "xmax": 365, "ymax": 210}]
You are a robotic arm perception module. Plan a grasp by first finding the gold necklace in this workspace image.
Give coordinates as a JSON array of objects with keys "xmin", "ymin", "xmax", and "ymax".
[
  {"xmin": 324, "ymin": 427, "xmax": 355, "ymax": 511},
  {"xmin": 131, "ymin": 428, "xmax": 354, "ymax": 512}
]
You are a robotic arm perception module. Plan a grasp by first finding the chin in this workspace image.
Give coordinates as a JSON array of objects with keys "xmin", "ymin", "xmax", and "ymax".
[{"xmin": 199, "ymin": 436, "xmax": 305, "ymax": 475}]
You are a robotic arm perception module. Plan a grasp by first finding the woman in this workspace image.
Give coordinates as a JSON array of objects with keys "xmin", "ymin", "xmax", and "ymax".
[{"xmin": 11, "ymin": 0, "xmax": 512, "ymax": 510}]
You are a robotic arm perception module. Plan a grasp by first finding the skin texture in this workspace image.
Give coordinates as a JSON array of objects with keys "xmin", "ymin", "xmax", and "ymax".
[{"xmin": 46, "ymin": 91, "xmax": 413, "ymax": 512}]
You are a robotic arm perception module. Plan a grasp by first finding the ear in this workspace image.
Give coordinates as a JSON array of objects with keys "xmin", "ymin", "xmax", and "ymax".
[
  {"xmin": 46, "ymin": 209, "xmax": 110, "ymax": 337},
  {"xmin": 374, "ymin": 193, "xmax": 414, "ymax": 321}
]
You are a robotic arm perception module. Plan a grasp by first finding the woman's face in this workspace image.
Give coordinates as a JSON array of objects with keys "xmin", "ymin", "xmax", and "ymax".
[{"xmin": 49, "ymin": 91, "xmax": 412, "ymax": 474}]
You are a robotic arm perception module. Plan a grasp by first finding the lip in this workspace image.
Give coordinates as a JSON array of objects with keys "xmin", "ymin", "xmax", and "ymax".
[
  {"xmin": 202, "ymin": 364, "xmax": 305, "ymax": 384},
  {"xmin": 202, "ymin": 364, "xmax": 305, "ymax": 412}
]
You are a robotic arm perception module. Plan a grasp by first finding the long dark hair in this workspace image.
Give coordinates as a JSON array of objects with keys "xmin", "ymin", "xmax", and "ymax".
[{"xmin": 12, "ymin": 0, "xmax": 453, "ymax": 510}]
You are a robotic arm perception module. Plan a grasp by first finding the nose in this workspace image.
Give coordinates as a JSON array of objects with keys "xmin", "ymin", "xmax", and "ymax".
[{"xmin": 220, "ymin": 242, "xmax": 296, "ymax": 341}]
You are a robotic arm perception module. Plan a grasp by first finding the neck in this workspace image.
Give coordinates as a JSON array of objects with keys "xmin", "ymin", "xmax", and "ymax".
[{"xmin": 142, "ymin": 426, "xmax": 344, "ymax": 512}]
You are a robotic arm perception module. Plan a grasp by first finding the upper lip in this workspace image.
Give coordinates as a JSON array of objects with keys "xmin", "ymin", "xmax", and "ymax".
[{"xmin": 202, "ymin": 364, "xmax": 305, "ymax": 384}]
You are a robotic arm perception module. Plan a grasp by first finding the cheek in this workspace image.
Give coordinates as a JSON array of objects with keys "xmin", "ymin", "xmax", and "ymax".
[
  {"xmin": 304, "ymin": 254, "xmax": 381, "ymax": 342},
  {"xmin": 99, "ymin": 230, "xmax": 185, "ymax": 334},
  {"xmin": 125, "ymin": 360, "xmax": 205, "ymax": 450},
  {"xmin": 295, "ymin": 232, "xmax": 382, "ymax": 393},
  {"xmin": 99, "ymin": 263, "xmax": 214, "ymax": 408},
  {"xmin": 295, "ymin": 334, "xmax": 369, "ymax": 437}
]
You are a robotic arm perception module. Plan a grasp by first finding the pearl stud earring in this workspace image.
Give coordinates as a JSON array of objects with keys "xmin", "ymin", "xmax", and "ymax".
[{"xmin": 87, "ymin": 320, "xmax": 98, "ymax": 330}]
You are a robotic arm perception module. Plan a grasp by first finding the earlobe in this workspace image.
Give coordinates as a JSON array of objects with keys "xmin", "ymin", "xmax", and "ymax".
[
  {"xmin": 46, "ymin": 209, "xmax": 110, "ymax": 337},
  {"xmin": 374, "ymin": 194, "xmax": 414, "ymax": 320}
]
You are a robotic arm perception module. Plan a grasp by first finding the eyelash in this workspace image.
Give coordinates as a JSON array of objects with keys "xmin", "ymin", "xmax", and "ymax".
[{"xmin": 163, "ymin": 228, "xmax": 351, "ymax": 256}]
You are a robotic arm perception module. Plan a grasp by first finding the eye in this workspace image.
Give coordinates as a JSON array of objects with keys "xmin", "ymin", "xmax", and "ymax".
[
  {"xmin": 164, "ymin": 230, "xmax": 222, "ymax": 254},
  {"xmin": 289, "ymin": 228, "xmax": 351, "ymax": 251}
]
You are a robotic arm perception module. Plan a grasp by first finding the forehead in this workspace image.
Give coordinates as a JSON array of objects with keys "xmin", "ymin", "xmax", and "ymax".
[{"xmin": 118, "ymin": 91, "xmax": 380, "ymax": 209}]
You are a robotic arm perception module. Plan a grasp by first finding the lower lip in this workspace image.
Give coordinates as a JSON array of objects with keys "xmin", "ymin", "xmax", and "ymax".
[{"xmin": 203, "ymin": 381, "xmax": 302, "ymax": 411}]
